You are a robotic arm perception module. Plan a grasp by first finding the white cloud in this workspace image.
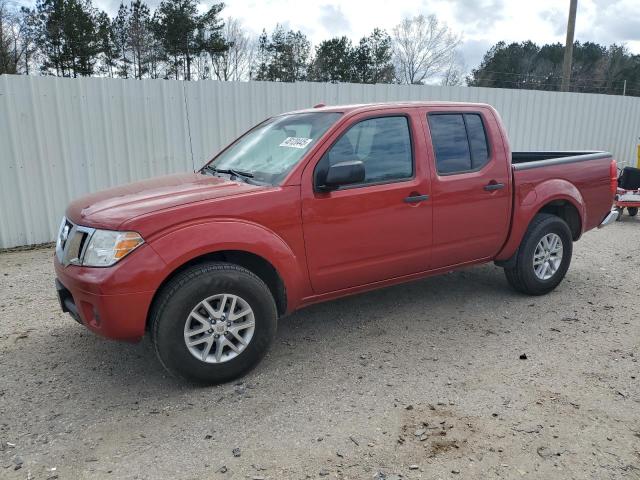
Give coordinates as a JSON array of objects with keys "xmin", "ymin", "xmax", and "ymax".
[
  {"xmin": 86, "ymin": 0, "xmax": 640, "ymax": 69},
  {"xmin": 319, "ymin": 4, "xmax": 350, "ymax": 36}
]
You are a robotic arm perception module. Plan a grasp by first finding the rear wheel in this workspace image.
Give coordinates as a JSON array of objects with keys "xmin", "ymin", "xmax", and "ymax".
[
  {"xmin": 628, "ymin": 207, "xmax": 638, "ymax": 217},
  {"xmin": 616, "ymin": 207, "xmax": 624, "ymax": 220},
  {"xmin": 150, "ymin": 262, "xmax": 277, "ymax": 384},
  {"xmin": 504, "ymin": 214, "xmax": 573, "ymax": 295}
]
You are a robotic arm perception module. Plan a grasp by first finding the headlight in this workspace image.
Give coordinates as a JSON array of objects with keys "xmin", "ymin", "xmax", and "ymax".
[{"xmin": 82, "ymin": 230, "xmax": 144, "ymax": 267}]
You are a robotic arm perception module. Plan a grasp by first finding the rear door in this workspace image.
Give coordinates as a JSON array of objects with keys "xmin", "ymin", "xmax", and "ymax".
[
  {"xmin": 424, "ymin": 107, "xmax": 511, "ymax": 268},
  {"xmin": 301, "ymin": 109, "xmax": 433, "ymax": 294}
]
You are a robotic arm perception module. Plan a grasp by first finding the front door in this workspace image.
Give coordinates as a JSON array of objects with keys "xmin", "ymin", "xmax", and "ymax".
[
  {"xmin": 425, "ymin": 109, "xmax": 511, "ymax": 268},
  {"xmin": 301, "ymin": 111, "xmax": 433, "ymax": 294}
]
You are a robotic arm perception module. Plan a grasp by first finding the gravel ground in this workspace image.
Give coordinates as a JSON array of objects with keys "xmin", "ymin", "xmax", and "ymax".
[{"xmin": 0, "ymin": 219, "xmax": 639, "ymax": 480}]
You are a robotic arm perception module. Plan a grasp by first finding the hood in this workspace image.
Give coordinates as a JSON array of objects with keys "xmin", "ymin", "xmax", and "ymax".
[{"xmin": 67, "ymin": 172, "xmax": 264, "ymax": 229}]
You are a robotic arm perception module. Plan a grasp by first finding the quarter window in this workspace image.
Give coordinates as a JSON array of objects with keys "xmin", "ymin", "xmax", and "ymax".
[
  {"xmin": 428, "ymin": 113, "xmax": 490, "ymax": 174},
  {"xmin": 320, "ymin": 116, "xmax": 413, "ymax": 186}
]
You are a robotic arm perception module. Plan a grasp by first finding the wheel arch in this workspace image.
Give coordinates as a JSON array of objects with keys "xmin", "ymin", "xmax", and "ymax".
[
  {"xmin": 537, "ymin": 199, "xmax": 582, "ymax": 240},
  {"xmin": 496, "ymin": 179, "xmax": 585, "ymax": 262},
  {"xmin": 145, "ymin": 220, "xmax": 310, "ymax": 332},
  {"xmin": 147, "ymin": 250, "xmax": 288, "ymax": 333}
]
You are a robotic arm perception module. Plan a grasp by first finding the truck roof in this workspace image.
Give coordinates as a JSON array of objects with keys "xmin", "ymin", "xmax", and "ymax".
[{"xmin": 288, "ymin": 101, "xmax": 493, "ymax": 115}]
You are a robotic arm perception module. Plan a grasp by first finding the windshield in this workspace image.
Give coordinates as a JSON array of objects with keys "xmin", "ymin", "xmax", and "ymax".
[{"xmin": 205, "ymin": 112, "xmax": 342, "ymax": 184}]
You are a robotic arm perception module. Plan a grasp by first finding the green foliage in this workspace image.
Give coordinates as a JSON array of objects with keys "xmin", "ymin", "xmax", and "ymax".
[
  {"xmin": 151, "ymin": 0, "xmax": 225, "ymax": 80},
  {"xmin": 95, "ymin": 10, "xmax": 116, "ymax": 76},
  {"xmin": 468, "ymin": 40, "xmax": 640, "ymax": 95},
  {"xmin": 254, "ymin": 25, "xmax": 310, "ymax": 82},
  {"xmin": 151, "ymin": 0, "xmax": 197, "ymax": 79},
  {"xmin": 308, "ymin": 29, "xmax": 394, "ymax": 84},
  {"xmin": 30, "ymin": 0, "xmax": 104, "ymax": 77},
  {"xmin": 127, "ymin": 0, "xmax": 152, "ymax": 79},
  {"xmin": 352, "ymin": 28, "xmax": 394, "ymax": 84},
  {"xmin": 197, "ymin": 2, "xmax": 227, "ymax": 78},
  {"xmin": 308, "ymin": 36, "xmax": 354, "ymax": 82},
  {"xmin": 112, "ymin": 3, "xmax": 130, "ymax": 77},
  {"xmin": 2, "ymin": 2, "xmax": 399, "ymax": 85},
  {"xmin": 254, "ymin": 26, "xmax": 394, "ymax": 84}
]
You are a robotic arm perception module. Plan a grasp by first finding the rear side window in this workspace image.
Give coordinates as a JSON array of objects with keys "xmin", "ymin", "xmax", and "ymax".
[
  {"xmin": 322, "ymin": 116, "xmax": 413, "ymax": 185},
  {"xmin": 428, "ymin": 113, "xmax": 490, "ymax": 174}
]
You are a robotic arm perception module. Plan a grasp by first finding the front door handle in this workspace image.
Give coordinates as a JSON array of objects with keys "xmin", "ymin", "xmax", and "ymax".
[
  {"xmin": 484, "ymin": 182, "xmax": 505, "ymax": 191},
  {"xmin": 404, "ymin": 194, "xmax": 429, "ymax": 203}
]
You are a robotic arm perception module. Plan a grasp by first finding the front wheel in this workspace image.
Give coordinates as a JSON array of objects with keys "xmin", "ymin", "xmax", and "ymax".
[
  {"xmin": 628, "ymin": 207, "xmax": 638, "ymax": 217},
  {"xmin": 504, "ymin": 214, "xmax": 573, "ymax": 295},
  {"xmin": 150, "ymin": 262, "xmax": 277, "ymax": 384}
]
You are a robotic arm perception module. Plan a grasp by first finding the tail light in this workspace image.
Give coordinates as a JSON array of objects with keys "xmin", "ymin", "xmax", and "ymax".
[{"xmin": 610, "ymin": 159, "xmax": 618, "ymax": 197}]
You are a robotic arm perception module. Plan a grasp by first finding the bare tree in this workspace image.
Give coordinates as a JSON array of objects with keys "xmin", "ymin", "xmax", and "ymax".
[
  {"xmin": 441, "ymin": 52, "xmax": 466, "ymax": 86},
  {"xmin": 0, "ymin": 0, "xmax": 19, "ymax": 74},
  {"xmin": 392, "ymin": 14, "xmax": 461, "ymax": 84},
  {"xmin": 211, "ymin": 17, "xmax": 254, "ymax": 81}
]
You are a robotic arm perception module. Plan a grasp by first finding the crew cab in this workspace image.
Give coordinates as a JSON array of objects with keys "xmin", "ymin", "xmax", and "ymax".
[{"xmin": 54, "ymin": 102, "xmax": 618, "ymax": 384}]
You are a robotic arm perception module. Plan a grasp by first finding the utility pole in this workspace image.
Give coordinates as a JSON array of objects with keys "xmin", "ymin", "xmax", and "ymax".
[{"xmin": 561, "ymin": 0, "xmax": 578, "ymax": 92}]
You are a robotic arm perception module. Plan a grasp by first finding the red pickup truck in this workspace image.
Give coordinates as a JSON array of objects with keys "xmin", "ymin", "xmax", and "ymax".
[{"xmin": 54, "ymin": 102, "xmax": 618, "ymax": 384}]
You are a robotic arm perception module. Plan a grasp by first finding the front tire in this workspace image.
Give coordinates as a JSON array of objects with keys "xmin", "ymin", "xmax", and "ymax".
[
  {"xmin": 628, "ymin": 207, "xmax": 638, "ymax": 217},
  {"xmin": 504, "ymin": 214, "xmax": 573, "ymax": 295},
  {"xmin": 150, "ymin": 262, "xmax": 277, "ymax": 384}
]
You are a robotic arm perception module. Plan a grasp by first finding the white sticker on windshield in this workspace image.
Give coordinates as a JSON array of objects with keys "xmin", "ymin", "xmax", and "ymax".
[{"xmin": 279, "ymin": 137, "xmax": 313, "ymax": 149}]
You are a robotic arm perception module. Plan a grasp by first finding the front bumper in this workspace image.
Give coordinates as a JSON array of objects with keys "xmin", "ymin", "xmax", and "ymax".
[
  {"xmin": 56, "ymin": 278, "xmax": 82, "ymax": 324},
  {"xmin": 598, "ymin": 209, "xmax": 619, "ymax": 228},
  {"xmin": 53, "ymin": 244, "xmax": 165, "ymax": 342}
]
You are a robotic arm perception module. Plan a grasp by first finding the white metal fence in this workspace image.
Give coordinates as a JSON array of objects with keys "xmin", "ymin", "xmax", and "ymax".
[{"xmin": 1, "ymin": 74, "xmax": 639, "ymax": 248}]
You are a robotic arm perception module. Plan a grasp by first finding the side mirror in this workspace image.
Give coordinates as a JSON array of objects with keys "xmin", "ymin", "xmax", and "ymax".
[{"xmin": 318, "ymin": 160, "xmax": 365, "ymax": 191}]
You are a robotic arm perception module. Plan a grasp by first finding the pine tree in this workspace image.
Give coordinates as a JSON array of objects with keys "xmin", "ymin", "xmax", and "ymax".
[
  {"xmin": 96, "ymin": 10, "xmax": 116, "ymax": 76},
  {"xmin": 309, "ymin": 36, "xmax": 354, "ymax": 83},
  {"xmin": 352, "ymin": 28, "xmax": 395, "ymax": 84},
  {"xmin": 254, "ymin": 29, "xmax": 269, "ymax": 80},
  {"xmin": 152, "ymin": 0, "xmax": 224, "ymax": 80},
  {"xmin": 281, "ymin": 30, "xmax": 309, "ymax": 81},
  {"xmin": 252, "ymin": 25, "xmax": 309, "ymax": 82},
  {"xmin": 112, "ymin": 3, "xmax": 130, "ymax": 77},
  {"xmin": 366, "ymin": 28, "xmax": 394, "ymax": 83},
  {"xmin": 33, "ymin": 0, "xmax": 102, "ymax": 77},
  {"xmin": 128, "ymin": 0, "xmax": 152, "ymax": 79},
  {"xmin": 196, "ymin": 2, "xmax": 226, "ymax": 79}
]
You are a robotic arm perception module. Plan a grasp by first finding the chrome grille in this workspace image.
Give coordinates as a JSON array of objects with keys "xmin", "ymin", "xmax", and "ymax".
[{"xmin": 55, "ymin": 217, "xmax": 95, "ymax": 266}]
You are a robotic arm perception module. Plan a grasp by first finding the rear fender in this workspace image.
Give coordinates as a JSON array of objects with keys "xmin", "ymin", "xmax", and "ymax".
[
  {"xmin": 148, "ymin": 220, "xmax": 307, "ymax": 312},
  {"xmin": 495, "ymin": 179, "xmax": 585, "ymax": 261}
]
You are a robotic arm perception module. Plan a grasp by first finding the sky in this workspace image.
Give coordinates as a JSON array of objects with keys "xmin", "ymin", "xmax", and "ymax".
[
  {"xmin": 216, "ymin": 0, "xmax": 640, "ymax": 70},
  {"xmin": 20, "ymin": 0, "xmax": 640, "ymax": 71}
]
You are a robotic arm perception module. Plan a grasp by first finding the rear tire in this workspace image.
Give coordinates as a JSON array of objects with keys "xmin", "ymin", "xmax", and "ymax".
[
  {"xmin": 628, "ymin": 207, "xmax": 638, "ymax": 217},
  {"xmin": 616, "ymin": 207, "xmax": 624, "ymax": 220},
  {"xmin": 503, "ymin": 214, "xmax": 573, "ymax": 296},
  {"xmin": 150, "ymin": 262, "xmax": 277, "ymax": 385}
]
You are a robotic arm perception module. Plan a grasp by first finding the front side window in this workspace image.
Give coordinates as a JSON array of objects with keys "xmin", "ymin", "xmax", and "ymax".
[
  {"xmin": 207, "ymin": 112, "xmax": 341, "ymax": 185},
  {"xmin": 319, "ymin": 116, "xmax": 413, "ymax": 186},
  {"xmin": 428, "ymin": 113, "xmax": 490, "ymax": 174}
]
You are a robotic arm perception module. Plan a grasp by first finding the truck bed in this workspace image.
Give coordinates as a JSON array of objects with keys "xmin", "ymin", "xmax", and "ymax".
[
  {"xmin": 511, "ymin": 151, "xmax": 611, "ymax": 170},
  {"xmin": 509, "ymin": 150, "xmax": 615, "ymax": 236}
]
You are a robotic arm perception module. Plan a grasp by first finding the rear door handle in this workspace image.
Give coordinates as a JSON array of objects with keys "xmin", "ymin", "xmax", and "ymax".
[
  {"xmin": 484, "ymin": 182, "xmax": 505, "ymax": 191},
  {"xmin": 404, "ymin": 194, "xmax": 429, "ymax": 203}
]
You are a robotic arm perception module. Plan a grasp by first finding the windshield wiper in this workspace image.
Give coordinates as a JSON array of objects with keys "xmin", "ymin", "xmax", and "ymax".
[{"xmin": 202, "ymin": 165, "xmax": 254, "ymax": 180}]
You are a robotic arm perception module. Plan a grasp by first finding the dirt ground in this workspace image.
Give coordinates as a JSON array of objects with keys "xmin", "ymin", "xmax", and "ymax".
[{"xmin": 0, "ymin": 219, "xmax": 639, "ymax": 480}]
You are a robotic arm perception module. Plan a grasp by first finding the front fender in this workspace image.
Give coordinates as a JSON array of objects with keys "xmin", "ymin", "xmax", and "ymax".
[
  {"xmin": 148, "ymin": 220, "xmax": 308, "ymax": 312},
  {"xmin": 496, "ymin": 178, "xmax": 585, "ymax": 261}
]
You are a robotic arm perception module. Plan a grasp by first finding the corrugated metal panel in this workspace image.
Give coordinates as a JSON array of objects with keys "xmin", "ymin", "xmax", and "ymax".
[{"xmin": 1, "ymin": 75, "xmax": 640, "ymax": 248}]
